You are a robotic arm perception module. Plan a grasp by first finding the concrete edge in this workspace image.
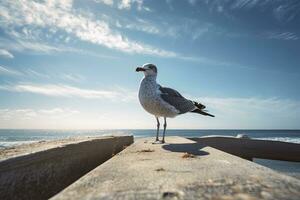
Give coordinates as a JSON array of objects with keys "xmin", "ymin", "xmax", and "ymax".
[{"xmin": 0, "ymin": 135, "xmax": 133, "ymax": 200}]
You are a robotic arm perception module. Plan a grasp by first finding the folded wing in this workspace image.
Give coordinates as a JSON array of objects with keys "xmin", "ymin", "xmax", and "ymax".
[{"xmin": 159, "ymin": 85, "xmax": 196, "ymax": 114}]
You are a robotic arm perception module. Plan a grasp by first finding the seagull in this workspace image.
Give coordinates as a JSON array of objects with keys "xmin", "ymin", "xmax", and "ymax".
[{"xmin": 136, "ymin": 63, "xmax": 214, "ymax": 143}]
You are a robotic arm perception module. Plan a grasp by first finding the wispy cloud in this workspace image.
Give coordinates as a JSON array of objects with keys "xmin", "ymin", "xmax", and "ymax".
[
  {"xmin": 161, "ymin": 14, "xmax": 299, "ymax": 42},
  {"xmin": 201, "ymin": 0, "xmax": 300, "ymax": 22},
  {"xmin": 39, "ymin": 108, "xmax": 79, "ymax": 115},
  {"xmin": 118, "ymin": 0, "xmax": 147, "ymax": 11},
  {"xmin": 200, "ymin": 97, "xmax": 300, "ymax": 115},
  {"xmin": 25, "ymin": 69, "xmax": 51, "ymax": 79},
  {"xmin": 178, "ymin": 55, "xmax": 255, "ymax": 71},
  {"xmin": 272, "ymin": 3, "xmax": 300, "ymax": 22},
  {"xmin": 95, "ymin": 0, "xmax": 151, "ymax": 11},
  {"xmin": 0, "ymin": 107, "xmax": 142, "ymax": 129},
  {"xmin": 158, "ymin": 19, "xmax": 225, "ymax": 40},
  {"xmin": 0, "ymin": 83, "xmax": 136, "ymax": 101},
  {"xmin": 0, "ymin": 37, "xmax": 71, "ymax": 54},
  {"xmin": 188, "ymin": 0, "xmax": 197, "ymax": 6},
  {"xmin": 0, "ymin": 109, "xmax": 37, "ymax": 120},
  {"xmin": 116, "ymin": 18, "xmax": 160, "ymax": 35},
  {"xmin": 94, "ymin": 0, "xmax": 114, "ymax": 6},
  {"xmin": 14, "ymin": 40, "xmax": 64, "ymax": 53},
  {"xmin": 0, "ymin": 65, "xmax": 23, "ymax": 76},
  {"xmin": 183, "ymin": 96, "xmax": 300, "ymax": 129},
  {"xmin": 0, "ymin": 0, "xmax": 174, "ymax": 57},
  {"xmin": 0, "ymin": 49, "xmax": 14, "ymax": 58},
  {"xmin": 0, "ymin": 37, "xmax": 118, "ymax": 59},
  {"xmin": 0, "ymin": 66, "xmax": 105, "ymax": 87},
  {"xmin": 61, "ymin": 74, "xmax": 85, "ymax": 82},
  {"xmin": 263, "ymin": 31, "xmax": 299, "ymax": 41},
  {"xmin": 0, "ymin": 108, "xmax": 79, "ymax": 121},
  {"xmin": 118, "ymin": 0, "xmax": 132, "ymax": 9},
  {"xmin": 0, "ymin": 65, "xmax": 51, "ymax": 79},
  {"xmin": 229, "ymin": 0, "xmax": 268, "ymax": 10}
]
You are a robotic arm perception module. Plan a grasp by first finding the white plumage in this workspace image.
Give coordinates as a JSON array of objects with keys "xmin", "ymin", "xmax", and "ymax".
[
  {"xmin": 136, "ymin": 63, "xmax": 214, "ymax": 143},
  {"xmin": 138, "ymin": 76, "xmax": 179, "ymax": 118}
]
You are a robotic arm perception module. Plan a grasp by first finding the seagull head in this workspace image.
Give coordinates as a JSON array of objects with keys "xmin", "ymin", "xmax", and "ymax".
[{"xmin": 136, "ymin": 63, "xmax": 157, "ymax": 77}]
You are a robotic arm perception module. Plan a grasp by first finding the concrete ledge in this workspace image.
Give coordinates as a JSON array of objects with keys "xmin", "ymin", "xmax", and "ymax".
[
  {"xmin": 191, "ymin": 136, "xmax": 300, "ymax": 161},
  {"xmin": 52, "ymin": 136, "xmax": 300, "ymax": 200},
  {"xmin": 0, "ymin": 136, "xmax": 133, "ymax": 200}
]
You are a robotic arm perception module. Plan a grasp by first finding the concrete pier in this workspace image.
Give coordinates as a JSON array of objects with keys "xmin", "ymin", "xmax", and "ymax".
[
  {"xmin": 53, "ymin": 136, "xmax": 300, "ymax": 200},
  {"xmin": 0, "ymin": 136, "xmax": 133, "ymax": 200}
]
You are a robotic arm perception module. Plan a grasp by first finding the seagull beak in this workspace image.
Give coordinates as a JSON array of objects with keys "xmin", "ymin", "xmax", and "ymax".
[{"xmin": 136, "ymin": 67, "xmax": 145, "ymax": 72}]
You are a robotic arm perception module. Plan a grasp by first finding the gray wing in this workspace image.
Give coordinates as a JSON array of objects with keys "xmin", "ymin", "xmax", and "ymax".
[{"xmin": 159, "ymin": 85, "xmax": 196, "ymax": 114}]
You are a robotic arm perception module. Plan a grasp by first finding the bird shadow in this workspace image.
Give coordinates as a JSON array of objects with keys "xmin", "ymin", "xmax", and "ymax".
[{"xmin": 162, "ymin": 142, "xmax": 209, "ymax": 156}]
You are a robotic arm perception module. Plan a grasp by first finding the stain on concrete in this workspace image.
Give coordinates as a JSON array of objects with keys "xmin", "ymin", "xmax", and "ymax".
[
  {"xmin": 155, "ymin": 168, "xmax": 165, "ymax": 172},
  {"xmin": 137, "ymin": 149, "xmax": 155, "ymax": 153},
  {"xmin": 182, "ymin": 152, "xmax": 196, "ymax": 159}
]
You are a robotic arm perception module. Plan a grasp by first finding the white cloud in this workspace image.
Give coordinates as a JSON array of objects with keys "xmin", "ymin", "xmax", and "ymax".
[
  {"xmin": 0, "ymin": 49, "xmax": 14, "ymax": 58},
  {"xmin": 0, "ymin": 83, "xmax": 136, "ymax": 101},
  {"xmin": 117, "ymin": 0, "xmax": 144, "ymax": 10},
  {"xmin": 94, "ymin": 0, "xmax": 114, "ymax": 6},
  {"xmin": 0, "ymin": 65, "xmax": 23, "ymax": 76},
  {"xmin": 134, "ymin": 0, "xmax": 145, "ymax": 11},
  {"xmin": 142, "ymin": 6, "xmax": 152, "ymax": 12},
  {"xmin": 39, "ymin": 108, "xmax": 79, "ymax": 115},
  {"xmin": 118, "ymin": 0, "xmax": 131, "ymax": 9},
  {"xmin": 0, "ymin": 108, "xmax": 79, "ymax": 121},
  {"xmin": 0, "ymin": 0, "xmax": 175, "ymax": 57},
  {"xmin": 95, "ymin": 0, "xmax": 150, "ymax": 11}
]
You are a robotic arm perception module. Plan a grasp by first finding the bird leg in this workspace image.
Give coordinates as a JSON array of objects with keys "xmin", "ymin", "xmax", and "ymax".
[
  {"xmin": 155, "ymin": 117, "xmax": 160, "ymax": 142},
  {"xmin": 162, "ymin": 117, "xmax": 167, "ymax": 143}
]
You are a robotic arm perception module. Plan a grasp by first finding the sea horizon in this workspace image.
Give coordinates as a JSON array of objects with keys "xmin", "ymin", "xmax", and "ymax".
[
  {"xmin": 1, "ymin": 128, "xmax": 300, "ymax": 130},
  {"xmin": 1, "ymin": 129, "xmax": 300, "ymax": 149}
]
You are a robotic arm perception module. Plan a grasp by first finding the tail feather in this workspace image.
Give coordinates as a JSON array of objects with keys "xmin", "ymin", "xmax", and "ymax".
[
  {"xmin": 193, "ymin": 101, "xmax": 206, "ymax": 110},
  {"xmin": 191, "ymin": 101, "xmax": 215, "ymax": 117},
  {"xmin": 191, "ymin": 109, "xmax": 215, "ymax": 117}
]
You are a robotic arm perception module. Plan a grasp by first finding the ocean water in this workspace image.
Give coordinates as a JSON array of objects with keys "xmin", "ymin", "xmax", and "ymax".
[{"xmin": 0, "ymin": 129, "xmax": 300, "ymax": 149}]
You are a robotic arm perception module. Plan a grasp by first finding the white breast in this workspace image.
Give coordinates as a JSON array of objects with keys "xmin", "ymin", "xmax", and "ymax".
[{"xmin": 138, "ymin": 77, "xmax": 179, "ymax": 118}]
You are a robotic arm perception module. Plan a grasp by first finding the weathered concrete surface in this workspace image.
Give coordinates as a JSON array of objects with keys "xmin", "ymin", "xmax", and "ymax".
[
  {"xmin": 0, "ymin": 136, "xmax": 133, "ymax": 200},
  {"xmin": 0, "ymin": 137, "xmax": 113, "ymax": 161},
  {"xmin": 191, "ymin": 136, "xmax": 300, "ymax": 161},
  {"xmin": 53, "ymin": 136, "xmax": 300, "ymax": 200}
]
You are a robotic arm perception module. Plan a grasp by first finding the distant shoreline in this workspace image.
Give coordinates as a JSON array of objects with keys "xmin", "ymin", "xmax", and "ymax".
[{"xmin": 1, "ymin": 129, "xmax": 300, "ymax": 149}]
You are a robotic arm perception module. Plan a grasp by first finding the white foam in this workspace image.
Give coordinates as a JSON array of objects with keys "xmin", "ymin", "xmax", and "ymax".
[
  {"xmin": 0, "ymin": 140, "xmax": 37, "ymax": 149},
  {"xmin": 255, "ymin": 137, "xmax": 300, "ymax": 144}
]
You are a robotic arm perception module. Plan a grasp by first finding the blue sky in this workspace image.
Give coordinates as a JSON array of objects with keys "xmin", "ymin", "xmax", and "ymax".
[{"xmin": 0, "ymin": 0, "xmax": 299, "ymax": 129}]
